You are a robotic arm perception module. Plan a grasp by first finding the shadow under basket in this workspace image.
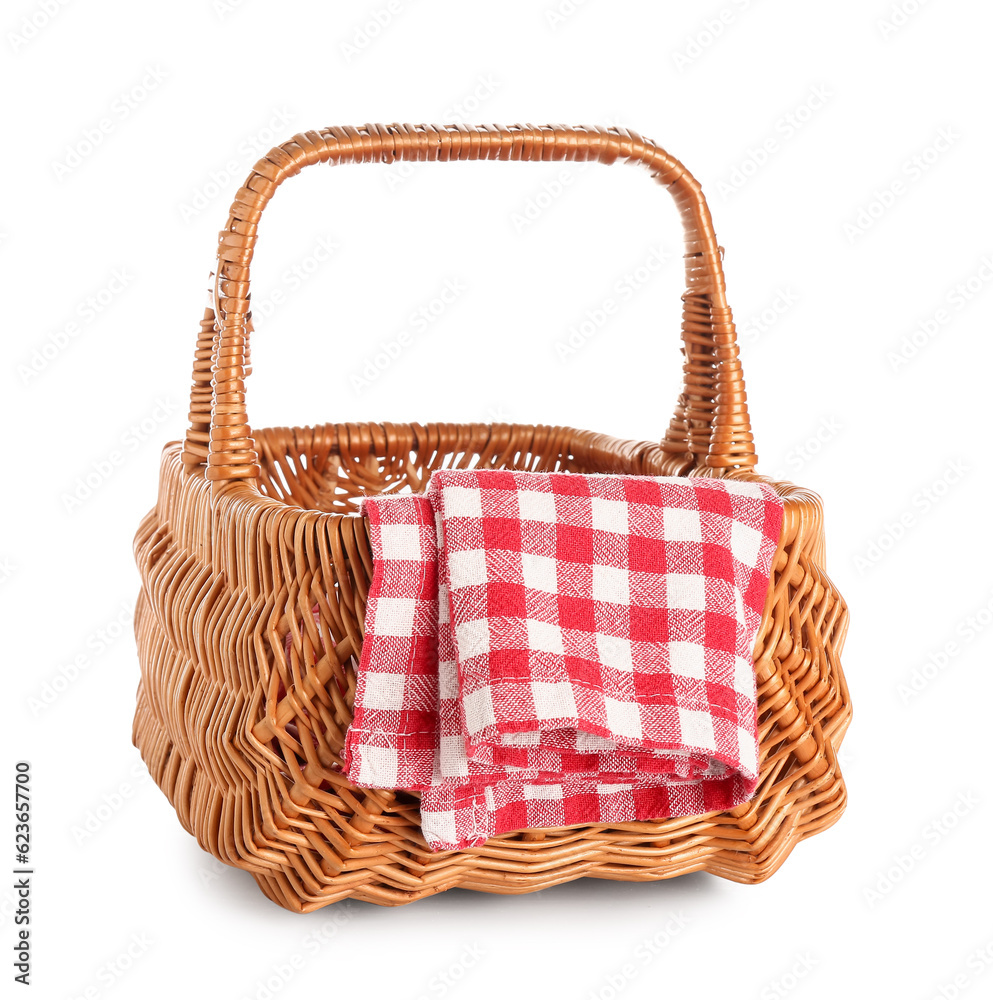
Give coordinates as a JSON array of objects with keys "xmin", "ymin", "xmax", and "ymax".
[{"xmin": 131, "ymin": 123, "xmax": 851, "ymax": 912}]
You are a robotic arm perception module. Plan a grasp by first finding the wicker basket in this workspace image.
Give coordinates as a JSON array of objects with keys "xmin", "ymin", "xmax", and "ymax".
[{"xmin": 132, "ymin": 123, "xmax": 851, "ymax": 912}]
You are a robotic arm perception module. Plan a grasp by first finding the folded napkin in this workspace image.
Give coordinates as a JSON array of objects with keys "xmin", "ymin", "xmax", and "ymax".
[{"xmin": 343, "ymin": 469, "xmax": 784, "ymax": 851}]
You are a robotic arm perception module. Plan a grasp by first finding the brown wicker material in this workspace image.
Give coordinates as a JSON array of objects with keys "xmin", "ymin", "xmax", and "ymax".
[{"xmin": 132, "ymin": 123, "xmax": 851, "ymax": 912}]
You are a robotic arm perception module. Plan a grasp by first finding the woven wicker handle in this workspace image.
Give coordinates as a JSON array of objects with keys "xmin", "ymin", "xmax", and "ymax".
[{"xmin": 182, "ymin": 123, "xmax": 756, "ymax": 487}]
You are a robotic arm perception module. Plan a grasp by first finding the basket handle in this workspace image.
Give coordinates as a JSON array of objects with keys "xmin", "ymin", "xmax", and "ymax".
[{"xmin": 181, "ymin": 123, "xmax": 757, "ymax": 488}]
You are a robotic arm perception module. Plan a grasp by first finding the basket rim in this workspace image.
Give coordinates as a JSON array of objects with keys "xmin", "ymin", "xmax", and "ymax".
[{"xmin": 162, "ymin": 419, "xmax": 825, "ymax": 523}]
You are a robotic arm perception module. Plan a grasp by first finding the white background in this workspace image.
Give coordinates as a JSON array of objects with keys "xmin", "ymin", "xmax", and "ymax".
[{"xmin": 4, "ymin": 0, "xmax": 992, "ymax": 997}]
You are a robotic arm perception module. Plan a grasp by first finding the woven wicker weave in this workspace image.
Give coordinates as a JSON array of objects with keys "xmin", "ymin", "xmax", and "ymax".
[{"xmin": 132, "ymin": 123, "xmax": 851, "ymax": 911}]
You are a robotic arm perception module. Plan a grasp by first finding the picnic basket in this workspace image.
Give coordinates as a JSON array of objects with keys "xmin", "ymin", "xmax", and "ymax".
[{"xmin": 131, "ymin": 123, "xmax": 852, "ymax": 912}]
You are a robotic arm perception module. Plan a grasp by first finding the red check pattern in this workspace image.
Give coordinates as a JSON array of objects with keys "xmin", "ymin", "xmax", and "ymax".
[
  {"xmin": 340, "ymin": 498, "xmax": 440, "ymax": 791},
  {"xmin": 342, "ymin": 470, "xmax": 783, "ymax": 852}
]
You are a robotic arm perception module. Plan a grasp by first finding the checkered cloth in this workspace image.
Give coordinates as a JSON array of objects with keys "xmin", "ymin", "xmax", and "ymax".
[{"xmin": 342, "ymin": 469, "xmax": 783, "ymax": 851}]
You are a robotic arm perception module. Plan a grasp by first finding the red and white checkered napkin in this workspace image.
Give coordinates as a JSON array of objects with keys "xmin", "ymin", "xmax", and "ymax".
[{"xmin": 342, "ymin": 469, "xmax": 784, "ymax": 852}]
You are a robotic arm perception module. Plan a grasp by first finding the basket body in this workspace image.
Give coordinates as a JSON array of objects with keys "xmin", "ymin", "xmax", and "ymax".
[{"xmin": 133, "ymin": 421, "xmax": 850, "ymax": 911}]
